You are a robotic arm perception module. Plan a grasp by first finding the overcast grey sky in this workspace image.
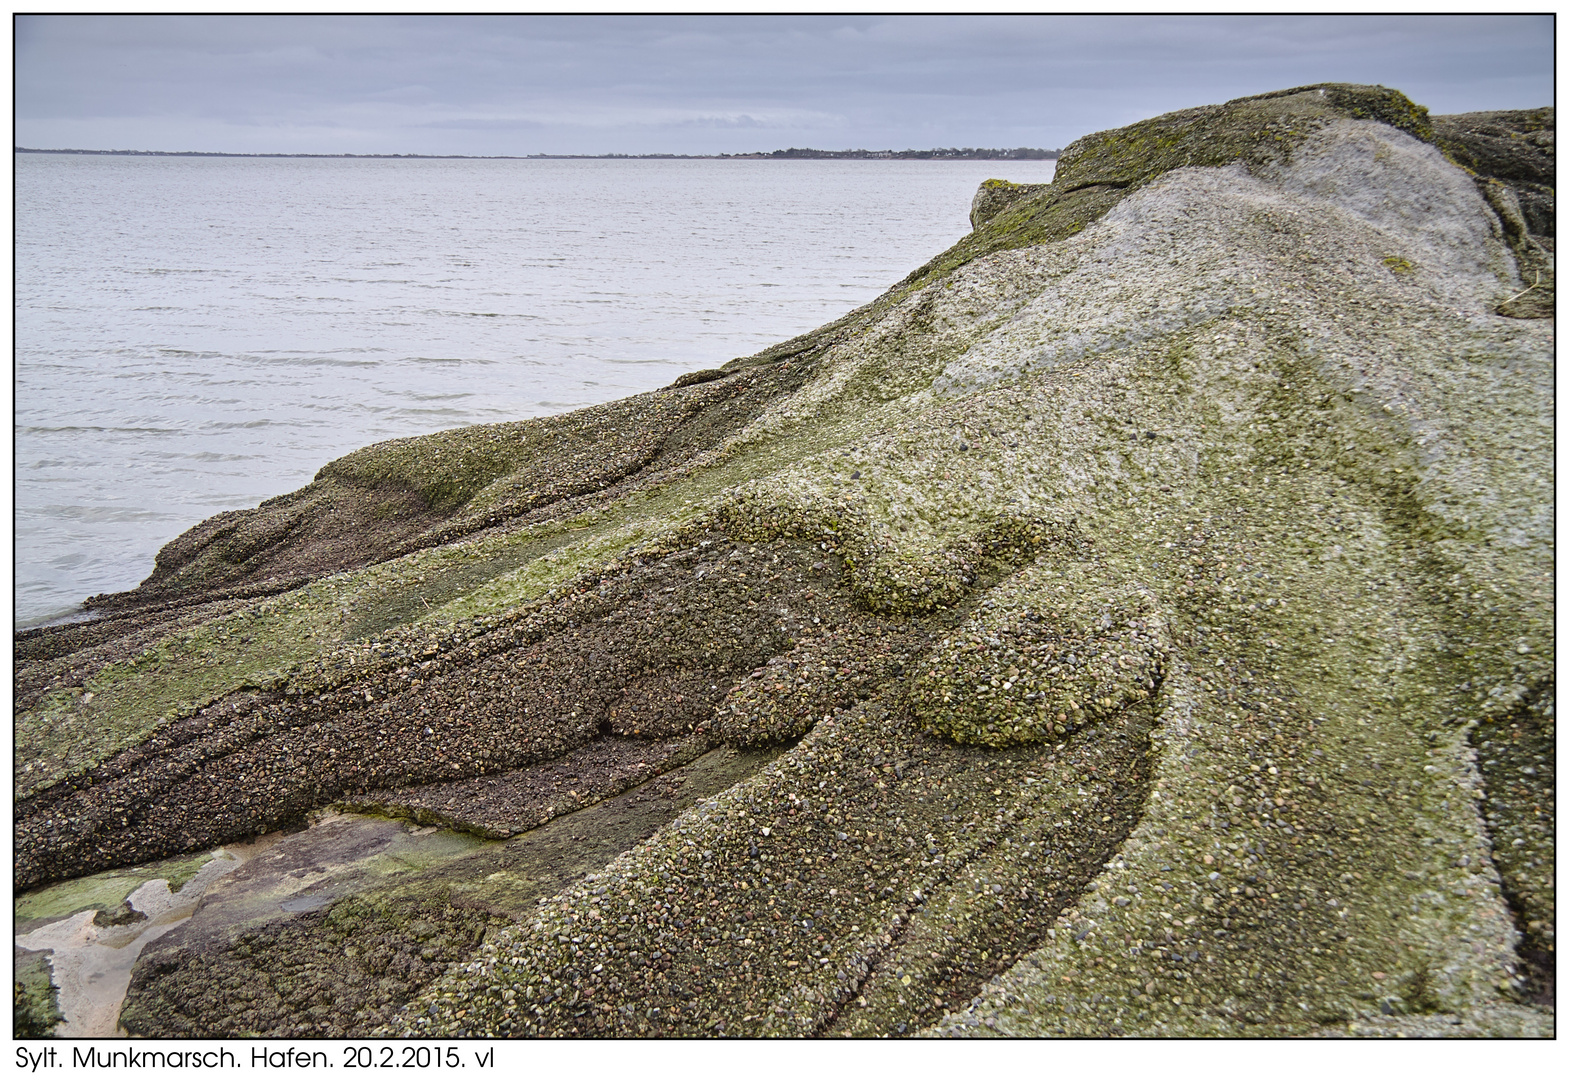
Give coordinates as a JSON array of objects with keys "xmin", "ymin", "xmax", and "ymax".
[{"xmin": 14, "ymin": 14, "xmax": 1556, "ymax": 156}]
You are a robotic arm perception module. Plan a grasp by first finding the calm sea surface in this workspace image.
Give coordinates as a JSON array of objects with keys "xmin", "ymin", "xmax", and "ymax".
[{"xmin": 15, "ymin": 154, "xmax": 1055, "ymax": 626}]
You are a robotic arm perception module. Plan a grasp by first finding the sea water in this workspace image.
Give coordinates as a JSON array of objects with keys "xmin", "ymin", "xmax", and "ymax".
[{"xmin": 15, "ymin": 153, "xmax": 1055, "ymax": 626}]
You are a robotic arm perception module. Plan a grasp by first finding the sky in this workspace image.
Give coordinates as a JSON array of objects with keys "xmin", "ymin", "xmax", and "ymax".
[{"xmin": 13, "ymin": 14, "xmax": 1557, "ymax": 156}]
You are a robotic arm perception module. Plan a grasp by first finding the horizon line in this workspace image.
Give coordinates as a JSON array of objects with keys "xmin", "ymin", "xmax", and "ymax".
[{"xmin": 15, "ymin": 145, "xmax": 1062, "ymax": 161}]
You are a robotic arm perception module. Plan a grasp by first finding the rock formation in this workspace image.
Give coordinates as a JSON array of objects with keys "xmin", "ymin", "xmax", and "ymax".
[{"xmin": 14, "ymin": 85, "xmax": 1553, "ymax": 1038}]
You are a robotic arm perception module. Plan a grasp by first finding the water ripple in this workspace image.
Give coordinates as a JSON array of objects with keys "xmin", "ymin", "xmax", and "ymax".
[{"xmin": 16, "ymin": 154, "xmax": 1055, "ymax": 622}]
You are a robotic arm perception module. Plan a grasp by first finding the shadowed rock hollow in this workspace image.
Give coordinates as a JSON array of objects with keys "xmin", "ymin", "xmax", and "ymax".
[{"xmin": 14, "ymin": 85, "xmax": 1553, "ymax": 1038}]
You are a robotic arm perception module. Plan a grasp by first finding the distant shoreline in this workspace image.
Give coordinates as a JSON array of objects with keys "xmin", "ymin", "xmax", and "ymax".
[{"xmin": 16, "ymin": 145, "xmax": 1059, "ymax": 161}]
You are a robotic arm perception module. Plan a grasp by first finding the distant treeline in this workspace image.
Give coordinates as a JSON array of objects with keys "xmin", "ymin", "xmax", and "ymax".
[
  {"xmin": 17, "ymin": 145, "xmax": 1060, "ymax": 161},
  {"xmin": 736, "ymin": 147, "xmax": 1059, "ymax": 160}
]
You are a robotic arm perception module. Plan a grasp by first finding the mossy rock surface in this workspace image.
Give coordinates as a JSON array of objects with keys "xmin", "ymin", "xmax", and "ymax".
[
  {"xmin": 16, "ymin": 84, "xmax": 1554, "ymax": 1039},
  {"xmin": 14, "ymin": 948, "xmax": 63, "ymax": 1038},
  {"xmin": 901, "ymin": 83, "xmax": 1439, "ymax": 294},
  {"xmin": 910, "ymin": 560, "xmax": 1168, "ymax": 747},
  {"xmin": 14, "ymin": 851, "xmax": 219, "ymax": 931},
  {"xmin": 970, "ymin": 179, "xmax": 1053, "ymax": 230}
]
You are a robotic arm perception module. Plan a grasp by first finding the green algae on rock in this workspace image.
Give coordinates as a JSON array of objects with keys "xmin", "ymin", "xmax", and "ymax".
[
  {"xmin": 13, "ymin": 948, "xmax": 63, "ymax": 1038},
  {"xmin": 970, "ymin": 179, "xmax": 1052, "ymax": 230},
  {"xmin": 15, "ymin": 84, "xmax": 1553, "ymax": 1039},
  {"xmin": 909, "ymin": 558, "xmax": 1168, "ymax": 747},
  {"xmin": 14, "ymin": 851, "xmax": 222, "ymax": 932}
]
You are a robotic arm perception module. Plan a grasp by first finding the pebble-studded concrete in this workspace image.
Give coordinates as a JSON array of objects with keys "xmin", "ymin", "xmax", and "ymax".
[
  {"xmin": 386, "ymin": 693, "xmax": 1155, "ymax": 1037},
  {"xmin": 15, "ymin": 536, "xmax": 870, "ymax": 890}
]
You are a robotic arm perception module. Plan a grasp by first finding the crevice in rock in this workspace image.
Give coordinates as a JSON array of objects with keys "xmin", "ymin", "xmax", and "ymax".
[
  {"xmin": 333, "ymin": 734, "xmax": 715, "ymax": 840},
  {"xmin": 1470, "ymin": 680, "xmax": 1555, "ymax": 1007},
  {"xmin": 1056, "ymin": 180, "xmax": 1133, "ymax": 196},
  {"xmin": 118, "ymin": 743, "xmax": 781, "ymax": 1038},
  {"xmin": 823, "ymin": 703, "xmax": 1159, "ymax": 1037}
]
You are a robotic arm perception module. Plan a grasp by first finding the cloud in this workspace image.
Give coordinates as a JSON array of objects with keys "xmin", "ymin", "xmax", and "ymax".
[{"xmin": 15, "ymin": 14, "xmax": 1555, "ymax": 155}]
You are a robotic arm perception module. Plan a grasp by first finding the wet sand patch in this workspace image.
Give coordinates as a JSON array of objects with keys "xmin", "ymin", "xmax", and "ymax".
[{"xmin": 14, "ymin": 850, "xmax": 242, "ymax": 1037}]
